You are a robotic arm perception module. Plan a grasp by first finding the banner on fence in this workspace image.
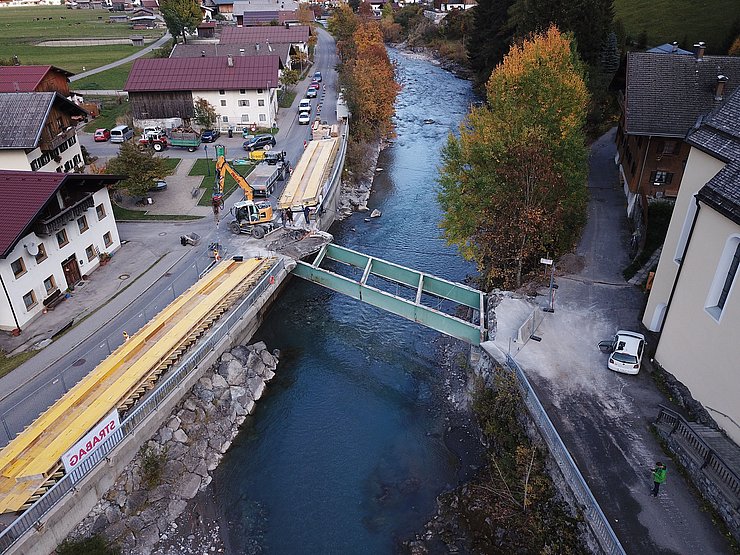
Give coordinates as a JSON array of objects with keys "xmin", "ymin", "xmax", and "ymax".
[{"xmin": 62, "ymin": 409, "xmax": 120, "ymax": 473}]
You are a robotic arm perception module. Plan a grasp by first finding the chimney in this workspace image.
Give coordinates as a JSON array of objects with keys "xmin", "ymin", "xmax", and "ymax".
[
  {"xmin": 671, "ymin": 41, "xmax": 678, "ymax": 53},
  {"xmin": 268, "ymin": 43, "xmax": 273, "ymax": 52},
  {"xmin": 693, "ymin": 41, "xmax": 705, "ymax": 61},
  {"xmin": 201, "ymin": 50, "xmax": 206, "ymax": 57},
  {"xmin": 255, "ymin": 43, "xmax": 260, "ymax": 51},
  {"xmin": 715, "ymin": 75, "xmax": 729, "ymax": 101},
  {"xmin": 227, "ymin": 55, "xmax": 234, "ymax": 67},
  {"xmin": 239, "ymin": 48, "xmax": 245, "ymax": 56}
]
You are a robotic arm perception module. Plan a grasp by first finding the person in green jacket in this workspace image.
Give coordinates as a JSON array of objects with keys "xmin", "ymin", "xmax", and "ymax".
[{"xmin": 651, "ymin": 462, "xmax": 667, "ymax": 497}]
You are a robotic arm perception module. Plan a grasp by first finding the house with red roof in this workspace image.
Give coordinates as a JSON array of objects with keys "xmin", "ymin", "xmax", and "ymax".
[
  {"xmin": 0, "ymin": 171, "xmax": 122, "ymax": 333},
  {"xmin": 124, "ymin": 55, "xmax": 280, "ymax": 132},
  {"xmin": 0, "ymin": 65, "xmax": 74, "ymax": 97},
  {"xmin": 219, "ymin": 25, "xmax": 310, "ymax": 54}
]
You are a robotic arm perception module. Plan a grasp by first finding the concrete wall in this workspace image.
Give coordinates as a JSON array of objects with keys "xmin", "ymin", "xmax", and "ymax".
[
  {"xmin": 6, "ymin": 263, "xmax": 292, "ymax": 555},
  {"xmin": 643, "ymin": 147, "xmax": 726, "ymax": 332},
  {"xmin": 654, "ymin": 205, "xmax": 740, "ymax": 444}
]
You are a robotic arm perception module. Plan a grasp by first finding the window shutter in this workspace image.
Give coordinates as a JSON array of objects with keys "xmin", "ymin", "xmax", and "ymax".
[
  {"xmin": 666, "ymin": 173, "xmax": 673, "ymax": 184},
  {"xmin": 649, "ymin": 171, "xmax": 657, "ymax": 182}
]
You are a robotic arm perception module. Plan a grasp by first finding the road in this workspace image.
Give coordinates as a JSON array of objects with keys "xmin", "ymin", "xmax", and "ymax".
[{"xmin": 0, "ymin": 27, "xmax": 339, "ymax": 447}]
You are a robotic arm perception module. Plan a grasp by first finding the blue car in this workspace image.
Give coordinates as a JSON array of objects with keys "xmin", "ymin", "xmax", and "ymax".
[{"xmin": 201, "ymin": 129, "xmax": 220, "ymax": 142}]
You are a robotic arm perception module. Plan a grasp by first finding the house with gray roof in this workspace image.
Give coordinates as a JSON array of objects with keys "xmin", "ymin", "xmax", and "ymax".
[
  {"xmin": 0, "ymin": 92, "xmax": 86, "ymax": 173},
  {"xmin": 643, "ymin": 87, "xmax": 740, "ymax": 446},
  {"xmin": 615, "ymin": 46, "xmax": 740, "ymax": 215},
  {"xmin": 170, "ymin": 41, "xmax": 293, "ymax": 71}
]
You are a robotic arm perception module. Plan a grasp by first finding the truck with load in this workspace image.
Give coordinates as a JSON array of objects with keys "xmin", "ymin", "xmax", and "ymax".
[
  {"xmin": 247, "ymin": 159, "xmax": 290, "ymax": 197},
  {"xmin": 168, "ymin": 130, "xmax": 201, "ymax": 152}
]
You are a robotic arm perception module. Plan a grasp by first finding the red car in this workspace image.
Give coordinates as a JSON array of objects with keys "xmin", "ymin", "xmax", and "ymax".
[
  {"xmin": 94, "ymin": 128, "xmax": 111, "ymax": 142},
  {"xmin": 310, "ymin": 80, "xmax": 320, "ymax": 90}
]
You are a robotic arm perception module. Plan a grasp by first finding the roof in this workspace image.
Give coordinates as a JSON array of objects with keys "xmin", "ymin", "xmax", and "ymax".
[
  {"xmin": 647, "ymin": 43, "xmax": 693, "ymax": 55},
  {"xmin": 0, "ymin": 172, "xmax": 120, "ymax": 259},
  {"xmin": 242, "ymin": 10, "xmax": 279, "ymax": 24},
  {"xmin": 219, "ymin": 24, "xmax": 310, "ymax": 44},
  {"xmin": 690, "ymin": 89, "xmax": 740, "ymax": 225},
  {"xmin": 170, "ymin": 42, "xmax": 291, "ymax": 63},
  {"xmin": 124, "ymin": 56, "xmax": 280, "ymax": 92},
  {"xmin": 0, "ymin": 92, "xmax": 86, "ymax": 150},
  {"xmin": 198, "ymin": 21, "xmax": 216, "ymax": 28},
  {"xmin": 624, "ymin": 51, "xmax": 740, "ymax": 137},
  {"xmin": 0, "ymin": 65, "xmax": 73, "ymax": 93},
  {"xmin": 233, "ymin": 0, "xmax": 299, "ymax": 12}
]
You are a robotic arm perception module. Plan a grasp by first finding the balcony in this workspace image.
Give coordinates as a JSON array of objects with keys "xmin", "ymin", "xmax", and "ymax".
[
  {"xmin": 35, "ymin": 194, "xmax": 94, "ymax": 236},
  {"xmin": 39, "ymin": 126, "xmax": 76, "ymax": 154}
]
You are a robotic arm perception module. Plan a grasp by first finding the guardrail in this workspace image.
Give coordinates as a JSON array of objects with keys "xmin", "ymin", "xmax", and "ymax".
[
  {"xmin": 0, "ymin": 259, "xmax": 285, "ymax": 553},
  {"xmin": 655, "ymin": 405, "xmax": 740, "ymax": 507},
  {"xmin": 505, "ymin": 354, "xmax": 626, "ymax": 555}
]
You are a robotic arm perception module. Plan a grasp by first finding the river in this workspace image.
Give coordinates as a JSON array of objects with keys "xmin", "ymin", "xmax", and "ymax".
[{"xmin": 212, "ymin": 49, "xmax": 481, "ymax": 554}]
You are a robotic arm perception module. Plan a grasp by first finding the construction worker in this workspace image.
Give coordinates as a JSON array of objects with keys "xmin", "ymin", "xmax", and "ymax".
[{"xmin": 123, "ymin": 331, "xmax": 130, "ymax": 342}]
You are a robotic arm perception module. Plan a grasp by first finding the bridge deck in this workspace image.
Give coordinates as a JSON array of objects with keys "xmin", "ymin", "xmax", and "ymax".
[
  {"xmin": 0, "ymin": 258, "xmax": 272, "ymax": 514},
  {"xmin": 278, "ymin": 138, "xmax": 338, "ymax": 210}
]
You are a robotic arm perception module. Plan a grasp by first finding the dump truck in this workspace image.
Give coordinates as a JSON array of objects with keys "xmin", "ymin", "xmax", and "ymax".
[
  {"xmin": 168, "ymin": 130, "xmax": 201, "ymax": 152},
  {"xmin": 247, "ymin": 160, "xmax": 290, "ymax": 197}
]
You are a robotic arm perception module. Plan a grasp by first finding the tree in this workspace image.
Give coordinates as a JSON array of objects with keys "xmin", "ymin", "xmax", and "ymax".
[
  {"xmin": 439, "ymin": 26, "xmax": 589, "ymax": 288},
  {"xmin": 297, "ymin": 4, "xmax": 314, "ymax": 25},
  {"xmin": 467, "ymin": 0, "xmax": 516, "ymax": 87},
  {"xmin": 193, "ymin": 98, "xmax": 218, "ymax": 129},
  {"xmin": 160, "ymin": 0, "xmax": 201, "ymax": 44},
  {"xmin": 106, "ymin": 142, "xmax": 169, "ymax": 198},
  {"xmin": 600, "ymin": 31, "xmax": 619, "ymax": 74},
  {"xmin": 348, "ymin": 0, "xmax": 361, "ymax": 12},
  {"xmin": 280, "ymin": 68, "xmax": 299, "ymax": 88},
  {"xmin": 328, "ymin": 4, "xmax": 359, "ymax": 61}
]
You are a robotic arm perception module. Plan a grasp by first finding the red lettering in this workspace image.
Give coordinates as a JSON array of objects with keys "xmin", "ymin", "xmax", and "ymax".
[{"xmin": 69, "ymin": 454, "xmax": 78, "ymax": 466}]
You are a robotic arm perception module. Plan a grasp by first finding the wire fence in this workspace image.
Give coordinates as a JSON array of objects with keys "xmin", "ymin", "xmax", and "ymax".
[
  {"xmin": 0, "ymin": 259, "xmax": 284, "ymax": 553},
  {"xmin": 505, "ymin": 353, "xmax": 626, "ymax": 555}
]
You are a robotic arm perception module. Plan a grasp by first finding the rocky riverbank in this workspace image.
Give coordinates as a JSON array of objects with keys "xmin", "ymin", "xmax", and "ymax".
[
  {"xmin": 337, "ymin": 140, "xmax": 384, "ymax": 219},
  {"xmin": 66, "ymin": 342, "xmax": 280, "ymax": 555}
]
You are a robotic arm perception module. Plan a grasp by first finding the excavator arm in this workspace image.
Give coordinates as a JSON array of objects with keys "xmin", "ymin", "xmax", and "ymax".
[{"xmin": 213, "ymin": 155, "xmax": 256, "ymax": 202}]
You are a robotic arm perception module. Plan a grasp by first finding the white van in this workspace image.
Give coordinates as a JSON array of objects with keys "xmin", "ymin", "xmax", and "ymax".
[
  {"xmin": 110, "ymin": 125, "xmax": 133, "ymax": 143},
  {"xmin": 298, "ymin": 99, "xmax": 311, "ymax": 113}
]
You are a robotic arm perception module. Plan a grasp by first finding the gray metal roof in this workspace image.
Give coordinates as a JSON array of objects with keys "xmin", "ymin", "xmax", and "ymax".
[
  {"xmin": 624, "ymin": 52, "xmax": 740, "ymax": 137},
  {"xmin": 170, "ymin": 42, "xmax": 291, "ymax": 64},
  {"xmin": 0, "ymin": 92, "xmax": 55, "ymax": 149}
]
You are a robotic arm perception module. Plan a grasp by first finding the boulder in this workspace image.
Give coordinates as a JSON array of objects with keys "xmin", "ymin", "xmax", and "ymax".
[
  {"xmin": 167, "ymin": 499, "xmax": 188, "ymax": 521},
  {"xmin": 178, "ymin": 472, "xmax": 202, "ymax": 500},
  {"xmin": 219, "ymin": 439, "xmax": 232, "ymax": 454},
  {"xmin": 173, "ymin": 429, "xmax": 189, "ymax": 444},
  {"xmin": 211, "ymin": 373, "xmax": 228, "ymax": 390},
  {"xmin": 230, "ymin": 386, "xmax": 247, "ymax": 404},
  {"xmin": 230, "ymin": 345, "xmax": 250, "ymax": 365},
  {"xmin": 252, "ymin": 360, "xmax": 267, "ymax": 376},
  {"xmin": 183, "ymin": 398, "xmax": 197, "ymax": 412},
  {"xmin": 158, "ymin": 427, "xmax": 173, "ymax": 444},
  {"xmin": 260, "ymin": 350, "xmax": 275, "ymax": 366},
  {"xmin": 221, "ymin": 352, "xmax": 234, "ymax": 363},
  {"xmin": 220, "ymin": 359, "xmax": 244, "ymax": 386},
  {"xmin": 137, "ymin": 524, "xmax": 160, "ymax": 551},
  {"xmin": 198, "ymin": 377, "xmax": 212, "ymax": 390},
  {"xmin": 263, "ymin": 369, "xmax": 276, "ymax": 382},
  {"xmin": 247, "ymin": 376, "xmax": 265, "ymax": 401},
  {"xmin": 250, "ymin": 341, "xmax": 267, "ymax": 352},
  {"xmin": 166, "ymin": 416, "xmax": 181, "ymax": 432},
  {"xmin": 124, "ymin": 491, "xmax": 148, "ymax": 516},
  {"xmin": 178, "ymin": 409, "xmax": 196, "ymax": 425}
]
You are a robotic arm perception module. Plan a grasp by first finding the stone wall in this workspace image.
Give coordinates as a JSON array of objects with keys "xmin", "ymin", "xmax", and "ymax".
[{"xmin": 67, "ymin": 342, "xmax": 279, "ymax": 555}]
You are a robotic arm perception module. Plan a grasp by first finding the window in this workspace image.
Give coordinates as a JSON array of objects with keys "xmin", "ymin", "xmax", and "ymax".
[
  {"xmin": 220, "ymin": 100, "xmax": 227, "ymax": 107},
  {"xmin": 44, "ymin": 275, "xmax": 56, "ymax": 293},
  {"xmin": 706, "ymin": 236, "xmax": 740, "ymax": 320},
  {"xmin": 650, "ymin": 170, "xmax": 673, "ymax": 185},
  {"xmin": 238, "ymin": 99, "xmax": 249, "ymax": 107},
  {"xmin": 258, "ymin": 99, "xmax": 265, "ymax": 107},
  {"xmin": 77, "ymin": 215, "xmax": 89, "ymax": 233},
  {"xmin": 257, "ymin": 89, "xmax": 263, "ymax": 94},
  {"xmin": 11, "ymin": 258, "xmax": 26, "ymax": 278},
  {"xmin": 222, "ymin": 116, "xmax": 229, "ymax": 123},
  {"xmin": 674, "ymin": 201, "xmax": 698, "ymax": 264},
  {"xmin": 96, "ymin": 203, "xmax": 106, "ymax": 220},
  {"xmin": 259, "ymin": 114, "xmax": 266, "ymax": 122},
  {"xmin": 57, "ymin": 229, "xmax": 69, "ymax": 248},
  {"xmin": 85, "ymin": 245, "xmax": 96, "ymax": 262},
  {"xmin": 660, "ymin": 140, "xmax": 680, "ymax": 156},
  {"xmin": 241, "ymin": 114, "xmax": 250, "ymax": 123},
  {"xmin": 103, "ymin": 232, "xmax": 113, "ymax": 247},
  {"xmin": 35, "ymin": 243, "xmax": 47, "ymax": 264},
  {"xmin": 219, "ymin": 89, "xmax": 225, "ymax": 95},
  {"xmin": 23, "ymin": 290, "xmax": 37, "ymax": 310},
  {"xmin": 239, "ymin": 89, "xmax": 246, "ymax": 94}
]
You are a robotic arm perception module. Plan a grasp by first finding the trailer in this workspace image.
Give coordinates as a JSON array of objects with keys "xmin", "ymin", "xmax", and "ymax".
[
  {"xmin": 246, "ymin": 160, "xmax": 289, "ymax": 197},
  {"xmin": 169, "ymin": 131, "xmax": 201, "ymax": 152}
]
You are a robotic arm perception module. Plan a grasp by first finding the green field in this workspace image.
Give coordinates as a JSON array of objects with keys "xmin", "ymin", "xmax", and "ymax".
[
  {"xmin": 82, "ymin": 97, "xmax": 130, "ymax": 132},
  {"xmin": 615, "ymin": 0, "xmax": 738, "ymax": 51},
  {"xmin": 73, "ymin": 60, "xmax": 135, "ymax": 90},
  {"xmin": 189, "ymin": 157, "xmax": 254, "ymax": 206},
  {"xmin": 0, "ymin": 6, "xmax": 162, "ymax": 73}
]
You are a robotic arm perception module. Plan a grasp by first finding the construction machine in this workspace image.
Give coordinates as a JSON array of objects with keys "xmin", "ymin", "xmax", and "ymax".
[{"xmin": 212, "ymin": 144, "xmax": 277, "ymax": 238}]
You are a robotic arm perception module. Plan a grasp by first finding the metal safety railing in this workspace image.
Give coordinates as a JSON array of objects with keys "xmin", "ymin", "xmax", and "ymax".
[
  {"xmin": 0, "ymin": 259, "xmax": 285, "ymax": 553},
  {"xmin": 505, "ymin": 354, "xmax": 626, "ymax": 555}
]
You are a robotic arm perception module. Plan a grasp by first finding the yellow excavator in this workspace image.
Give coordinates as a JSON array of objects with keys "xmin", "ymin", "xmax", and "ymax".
[{"xmin": 213, "ymin": 145, "xmax": 277, "ymax": 238}]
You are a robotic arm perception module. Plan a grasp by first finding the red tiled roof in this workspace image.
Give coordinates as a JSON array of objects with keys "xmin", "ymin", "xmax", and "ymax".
[
  {"xmin": 124, "ymin": 56, "xmax": 280, "ymax": 92},
  {"xmin": 0, "ymin": 65, "xmax": 73, "ymax": 93},
  {"xmin": 219, "ymin": 25, "xmax": 310, "ymax": 44}
]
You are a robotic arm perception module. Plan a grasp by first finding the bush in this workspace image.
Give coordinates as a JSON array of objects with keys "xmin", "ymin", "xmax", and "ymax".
[
  {"xmin": 140, "ymin": 445, "xmax": 167, "ymax": 490},
  {"xmin": 344, "ymin": 139, "xmax": 376, "ymax": 185},
  {"xmin": 56, "ymin": 535, "xmax": 120, "ymax": 555}
]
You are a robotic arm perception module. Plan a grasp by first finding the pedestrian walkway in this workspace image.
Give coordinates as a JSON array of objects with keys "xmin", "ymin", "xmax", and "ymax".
[
  {"xmin": 69, "ymin": 33, "xmax": 171, "ymax": 82},
  {"xmin": 628, "ymin": 247, "xmax": 662, "ymax": 286}
]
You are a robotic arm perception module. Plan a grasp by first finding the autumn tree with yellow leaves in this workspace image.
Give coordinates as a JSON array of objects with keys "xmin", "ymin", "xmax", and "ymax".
[{"xmin": 438, "ymin": 26, "xmax": 589, "ymax": 289}]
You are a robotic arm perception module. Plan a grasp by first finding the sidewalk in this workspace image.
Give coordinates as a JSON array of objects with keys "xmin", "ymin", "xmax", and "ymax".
[{"xmin": 490, "ymin": 129, "xmax": 733, "ymax": 553}]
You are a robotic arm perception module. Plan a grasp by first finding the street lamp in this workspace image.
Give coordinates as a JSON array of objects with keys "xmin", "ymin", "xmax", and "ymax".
[
  {"xmin": 204, "ymin": 144, "xmax": 210, "ymax": 177},
  {"xmin": 541, "ymin": 257, "xmax": 555, "ymax": 313}
]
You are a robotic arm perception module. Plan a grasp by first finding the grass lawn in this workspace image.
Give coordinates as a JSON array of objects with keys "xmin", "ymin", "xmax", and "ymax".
[
  {"xmin": 614, "ymin": 0, "xmax": 738, "ymax": 51},
  {"xmin": 160, "ymin": 157, "xmax": 181, "ymax": 174},
  {"xmin": 73, "ymin": 60, "xmax": 136, "ymax": 90},
  {"xmin": 112, "ymin": 204, "xmax": 202, "ymax": 221},
  {"xmin": 83, "ymin": 97, "xmax": 130, "ymax": 132},
  {"xmin": 189, "ymin": 158, "xmax": 216, "ymax": 176},
  {"xmin": 279, "ymin": 90, "xmax": 297, "ymax": 109},
  {"xmin": 0, "ymin": 6, "xmax": 161, "ymax": 72},
  {"xmin": 0, "ymin": 350, "xmax": 38, "ymax": 380},
  {"xmin": 197, "ymin": 169, "xmax": 252, "ymax": 206}
]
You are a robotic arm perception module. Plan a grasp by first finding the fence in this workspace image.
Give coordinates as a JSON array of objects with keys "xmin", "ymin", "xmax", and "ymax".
[
  {"xmin": 0, "ymin": 259, "xmax": 284, "ymax": 553},
  {"xmin": 505, "ymin": 353, "xmax": 626, "ymax": 555}
]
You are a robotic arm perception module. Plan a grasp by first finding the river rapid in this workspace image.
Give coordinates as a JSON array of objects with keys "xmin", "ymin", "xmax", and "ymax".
[{"xmin": 212, "ymin": 49, "xmax": 482, "ymax": 554}]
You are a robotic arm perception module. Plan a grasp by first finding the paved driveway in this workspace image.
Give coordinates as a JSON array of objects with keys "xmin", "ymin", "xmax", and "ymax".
[{"xmin": 492, "ymin": 129, "xmax": 732, "ymax": 554}]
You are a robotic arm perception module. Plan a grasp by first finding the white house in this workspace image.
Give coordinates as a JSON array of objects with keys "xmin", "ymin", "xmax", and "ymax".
[
  {"xmin": 643, "ymin": 88, "xmax": 740, "ymax": 443},
  {"xmin": 0, "ymin": 92, "xmax": 86, "ymax": 173},
  {"xmin": 125, "ymin": 55, "xmax": 280, "ymax": 133},
  {"xmin": 0, "ymin": 171, "xmax": 122, "ymax": 333}
]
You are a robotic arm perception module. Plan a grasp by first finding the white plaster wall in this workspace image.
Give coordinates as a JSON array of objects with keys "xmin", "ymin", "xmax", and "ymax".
[
  {"xmin": 0, "ymin": 189, "xmax": 120, "ymax": 331},
  {"xmin": 655, "ymin": 207, "xmax": 740, "ymax": 444},
  {"xmin": 195, "ymin": 88, "xmax": 277, "ymax": 131},
  {"xmin": 643, "ymin": 147, "xmax": 726, "ymax": 331},
  {"xmin": 0, "ymin": 151, "xmax": 32, "ymax": 171}
]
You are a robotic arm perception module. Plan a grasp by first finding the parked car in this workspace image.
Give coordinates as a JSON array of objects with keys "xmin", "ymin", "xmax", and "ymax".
[
  {"xmin": 201, "ymin": 129, "xmax": 220, "ymax": 142},
  {"xmin": 243, "ymin": 134, "xmax": 276, "ymax": 151},
  {"xmin": 313, "ymin": 71, "xmax": 322, "ymax": 82},
  {"xmin": 306, "ymin": 87, "xmax": 318, "ymax": 99},
  {"xmin": 603, "ymin": 330, "xmax": 645, "ymax": 375},
  {"xmin": 94, "ymin": 128, "xmax": 111, "ymax": 142},
  {"xmin": 148, "ymin": 179, "xmax": 167, "ymax": 192},
  {"xmin": 310, "ymin": 80, "xmax": 321, "ymax": 90},
  {"xmin": 298, "ymin": 99, "xmax": 311, "ymax": 113},
  {"xmin": 298, "ymin": 112, "xmax": 311, "ymax": 125}
]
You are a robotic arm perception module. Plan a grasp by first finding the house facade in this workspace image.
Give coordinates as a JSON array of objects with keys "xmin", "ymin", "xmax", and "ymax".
[
  {"xmin": 0, "ymin": 171, "xmax": 122, "ymax": 332},
  {"xmin": 0, "ymin": 65, "xmax": 73, "ymax": 97},
  {"xmin": 643, "ymin": 89, "xmax": 740, "ymax": 444},
  {"xmin": 616, "ymin": 49, "xmax": 740, "ymax": 213},
  {"xmin": 0, "ymin": 92, "xmax": 86, "ymax": 173},
  {"xmin": 125, "ymin": 56, "xmax": 280, "ymax": 132}
]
